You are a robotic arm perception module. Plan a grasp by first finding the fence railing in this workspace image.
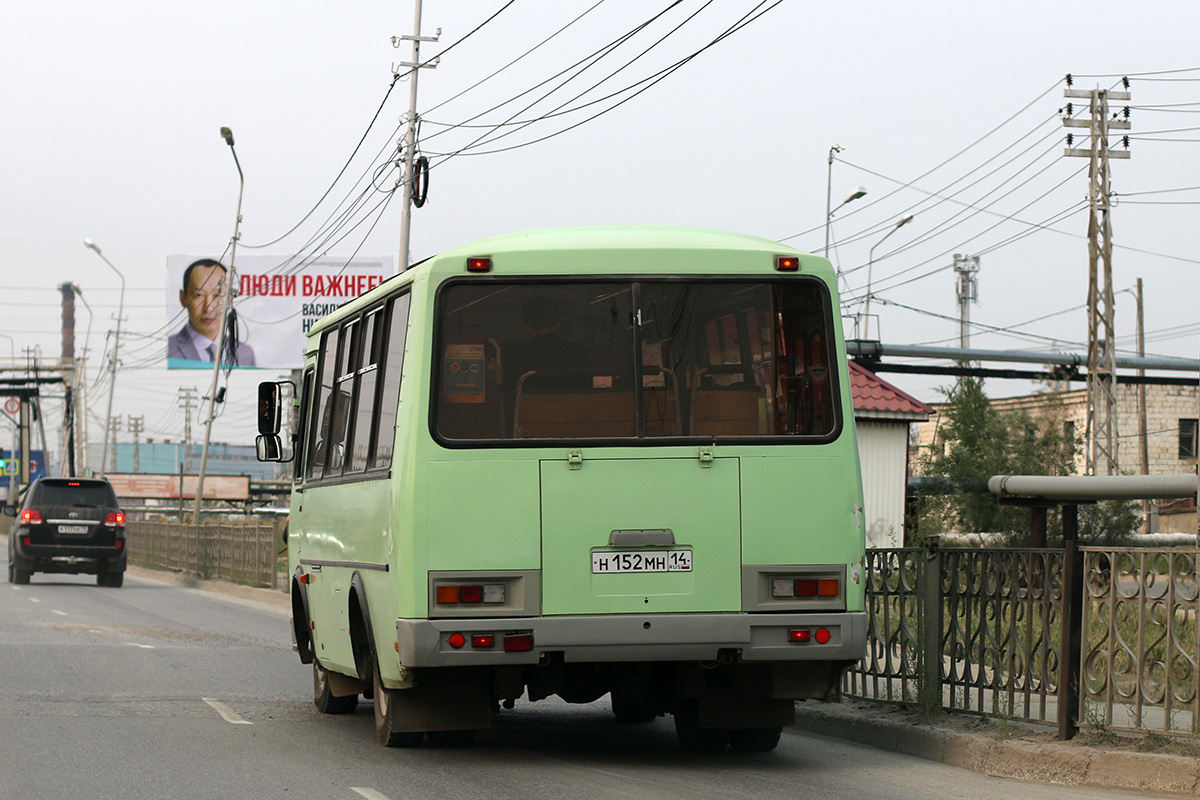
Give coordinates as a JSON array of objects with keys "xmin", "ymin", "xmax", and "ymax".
[
  {"xmin": 846, "ymin": 544, "xmax": 1200, "ymax": 739},
  {"xmin": 125, "ymin": 521, "xmax": 281, "ymax": 589},
  {"xmin": 1082, "ymin": 547, "xmax": 1200, "ymax": 736}
]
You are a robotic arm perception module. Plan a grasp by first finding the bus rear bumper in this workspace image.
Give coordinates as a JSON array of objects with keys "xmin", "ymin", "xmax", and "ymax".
[{"xmin": 396, "ymin": 611, "xmax": 867, "ymax": 668}]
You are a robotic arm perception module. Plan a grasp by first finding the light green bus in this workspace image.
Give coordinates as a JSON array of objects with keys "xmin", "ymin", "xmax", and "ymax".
[{"xmin": 257, "ymin": 226, "xmax": 867, "ymax": 752}]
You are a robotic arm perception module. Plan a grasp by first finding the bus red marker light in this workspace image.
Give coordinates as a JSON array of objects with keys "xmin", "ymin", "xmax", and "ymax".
[
  {"xmin": 466, "ymin": 257, "xmax": 492, "ymax": 273},
  {"xmin": 298, "ymin": 573, "xmax": 309, "ymax": 584},
  {"xmin": 788, "ymin": 628, "xmax": 811, "ymax": 643},
  {"xmin": 794, "ymin": 578, "xmax": 818, "ymax": 597},
  {"xmin": 471, "ymin": 634, "xmax": 495, "ymax": 649},
  {"xmin": 504, "ymin": 633, "xmax": 533, "ymax": 652},
  {"xmin": 459, "ymin": 585, "xmax": 483, "ymax": 604},
  {"xmin": 448, "ymin": 633, "xmax": 466, "ymax": 649},
  {"xmin": 776, "ymin": 256, "xmax": 800, "ymax": 272},
  {"xmin": 815, "ymin": 628, "xmax": 831, "ymax": 644}
]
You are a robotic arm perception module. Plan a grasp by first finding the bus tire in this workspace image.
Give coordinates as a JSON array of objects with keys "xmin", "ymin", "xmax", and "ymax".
[
  {"xmin": 729, "ymin": 726, "xmax": 782, "ymax": 752},
  {"xmin": 673, "ymin": 701, "xmax": 729, "ymax": 752},
  {"xmin": 313, "ymin": 661, "xmax": 358, "ymax": 714},
  {"xmin": 374, "ymin": 661, "xmax": 424, "ymax": 748}
]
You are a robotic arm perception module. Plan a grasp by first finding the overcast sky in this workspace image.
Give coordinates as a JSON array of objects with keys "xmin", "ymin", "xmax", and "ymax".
[{"xmin": 3, "ymin": 1, "xmax": 1199, "ymax": 466}]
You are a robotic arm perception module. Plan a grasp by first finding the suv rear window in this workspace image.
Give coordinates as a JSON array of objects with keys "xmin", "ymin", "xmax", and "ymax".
[{"xmin": 31, "ymin": 480, "xmax": 118, "ymax": 508}]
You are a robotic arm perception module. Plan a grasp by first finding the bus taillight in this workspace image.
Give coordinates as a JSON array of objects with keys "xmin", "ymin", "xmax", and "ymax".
[
  {"xmin": 770, "ymin": 576, "xmax": 840, "ymax": 599},
  {"xmin": 503, "ymin": 633, "xmax": 533, "ymax": 652},
  {"xmin": 435, "ymin": 583, "xmax": 507, "ymax": 605}
]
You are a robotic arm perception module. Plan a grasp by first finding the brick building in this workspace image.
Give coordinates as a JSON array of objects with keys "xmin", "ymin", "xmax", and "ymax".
[{"xmin": 916, "ymin": 383, "xmax": 1199, "ymax": 533}]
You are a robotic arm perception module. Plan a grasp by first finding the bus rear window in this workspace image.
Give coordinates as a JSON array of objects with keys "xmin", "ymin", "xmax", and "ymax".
[{"xmin": 433, "ymin": 279, "xmax": 838, "ymax": 443}]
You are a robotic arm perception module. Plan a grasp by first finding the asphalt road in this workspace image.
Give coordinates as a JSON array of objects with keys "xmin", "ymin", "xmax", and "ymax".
[{"xmin": 0, "ymin": 551, "xmax": 1174, "ymax": 800}]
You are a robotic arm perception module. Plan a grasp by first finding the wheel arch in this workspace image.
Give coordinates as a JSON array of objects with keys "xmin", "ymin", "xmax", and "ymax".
[{"xmin": 291, "ymin": 566, "xmax": 314, "ymax": 665}]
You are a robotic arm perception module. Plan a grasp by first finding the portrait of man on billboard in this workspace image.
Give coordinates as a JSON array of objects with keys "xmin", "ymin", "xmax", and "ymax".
[{"xmin": 167, "ymin": 258, "xmax": 255, "ymax": 366}]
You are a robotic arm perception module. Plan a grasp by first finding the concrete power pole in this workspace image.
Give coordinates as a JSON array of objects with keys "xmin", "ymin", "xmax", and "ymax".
[
  {"xmin": 59, "ymin": 283, "xmax": 76, "ymax": 476},
  {"xmin": 127, "ymin": 414, "xmax": 143, "ymax": 473},
  {"xmin": 953, "ymin": 254, "xmax": 980, "ymax": 349},
  {"xmin": 394, "ymin": 1, "xmax": 439, "ymax": 272},
  {"xmin": 178, "ymin": 386, "xmax": 198, "ymax": 473},
  {"xmin": 1063, "ymin": 75, "xmax": 1131, "ymax": 475},
  {"xmin": 108, "ymin": 415, "xmax": 121, "ymax": 473}
]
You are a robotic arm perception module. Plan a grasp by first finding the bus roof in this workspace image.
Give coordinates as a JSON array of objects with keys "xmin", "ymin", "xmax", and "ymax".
[{"xmin": 306, "ymin": 226, "xmax": 828, "ymax": 339}]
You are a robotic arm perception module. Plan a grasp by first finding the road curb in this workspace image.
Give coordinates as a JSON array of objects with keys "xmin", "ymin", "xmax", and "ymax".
[{"xmin": 789, "ymin": 700, "xmax": 1200, "ymax": 797}]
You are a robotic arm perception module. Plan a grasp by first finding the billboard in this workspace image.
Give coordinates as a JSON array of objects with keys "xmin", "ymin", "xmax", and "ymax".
[
  {"xmin": 166, "ymin": 254, "xmax": 395, "ymax": 370},
  {"xmin": 106, "ymin": 473, "xmax": 250, "ymax": 501}
]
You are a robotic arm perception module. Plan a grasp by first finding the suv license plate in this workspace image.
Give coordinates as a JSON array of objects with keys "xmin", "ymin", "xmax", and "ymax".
[
  {"xmin": 591, "ymin": 550, "xmax": 692, "ymax": 574},
  {"xmin": 58, "ymin": 525, "xmax": 89, "ymax": 534}
]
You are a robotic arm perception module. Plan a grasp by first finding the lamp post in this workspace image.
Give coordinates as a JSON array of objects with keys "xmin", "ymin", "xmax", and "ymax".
[
  {"xmin": 83, "ymin": 239, "xmax": 125, "ymax": 477},
  {"xmin": 863, "ymin": 214, "xmax": 914, "ymax": 341},
  {"xmin": 823, "ymin": 144, "xmax": 867, "ymax": 257},
  {"xmin": 193, "ymin": 126, "xmax": 244, "ymax": 524}
]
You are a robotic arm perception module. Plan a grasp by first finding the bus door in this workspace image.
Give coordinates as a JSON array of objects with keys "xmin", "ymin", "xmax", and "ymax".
[{"xmin": 539, "ymin": 454, "xmax": 742, "ymax": 616}]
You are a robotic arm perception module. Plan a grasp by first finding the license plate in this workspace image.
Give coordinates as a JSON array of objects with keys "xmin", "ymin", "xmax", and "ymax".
[
  {"xmin": 58, "ymin": 525, "xmax": 89, "ymax": 534},
  {"xmin": 591, "ymin": 550, "xmax": 692, "ymax": 574}
]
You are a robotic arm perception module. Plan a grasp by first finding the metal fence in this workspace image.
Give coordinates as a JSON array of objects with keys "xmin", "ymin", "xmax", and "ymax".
[
  {"xmin": 1082, "ymin": 547, "xmax": 1200, "ymax": 736},
  {"xmin": 846, "ymin": 545, "xmax": 1200, "ymax": 739},
  {"xmin": 125, "ymin": 520, "xmax": 281, "ymax": 589}
]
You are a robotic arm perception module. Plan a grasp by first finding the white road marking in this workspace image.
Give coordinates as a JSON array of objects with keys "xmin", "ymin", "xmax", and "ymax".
[
  {"xmin": 202, "ymin": 697, "xmax": 253, "ymax": 725},
  {"xmin": 50, "ymin": 609, "xmax": 68, "ymax": 616},
  {"xmin": 28, "ymin": 597, "xmax": 41, "ymax": 604},
  {"xmin": 125, "ymin": 642, "xmax": 155, "ymax": 649},
  {"xmin": 351, "ymin": 789, "xmax": 392, "ymax": 800}
]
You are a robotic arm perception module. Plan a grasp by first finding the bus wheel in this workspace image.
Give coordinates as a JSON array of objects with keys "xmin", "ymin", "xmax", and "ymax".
[
  {"xmin": 673, "ymin": 701, "xmax": 729, "ymax": 752},
  {"xmin": 427, "ymin": 729, "xmax": 476, "ymax": 747},
  {"xmin": 313, "ymin": 661, "xmax": 358, "ymax": 714},
  {"xmin": 729, "ymin": 727, "xmax": 782, "ymax": 752},
  {"xmin": 374, "ymin": 663, "xmax": 424, "ymax": 747}
]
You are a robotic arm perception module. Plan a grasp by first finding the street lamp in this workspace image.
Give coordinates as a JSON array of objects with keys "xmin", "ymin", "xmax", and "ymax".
[
  {"xmin": 83, "ymin": 239, "xmax": 126, "ymax": 477},
  {"xmin": 193, "ymin": 126, "xmax": 245, "ymax": 524},
  {"xmin": 863, "ymin": 215, "xmax": 914, "ymax": 341},
  {"xmin": 823, "ymin": 144, "xmax": 867, "ymax": 257}
]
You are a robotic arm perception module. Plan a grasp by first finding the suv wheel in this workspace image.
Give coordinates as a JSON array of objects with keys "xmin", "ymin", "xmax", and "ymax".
[{"xmin": 11, "ymin": 564, "xmax": 31, "ymax": 585}]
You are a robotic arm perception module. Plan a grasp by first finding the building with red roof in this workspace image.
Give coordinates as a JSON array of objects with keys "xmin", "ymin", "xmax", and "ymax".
[{"xmin": 849, "ymin": 362, "xmax": 934, "ymax": 547}]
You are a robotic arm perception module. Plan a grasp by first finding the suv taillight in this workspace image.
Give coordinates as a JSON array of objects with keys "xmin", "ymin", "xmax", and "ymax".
[
  {"xmin": 104, "ymin": 512, "xmax": 125, "ymax": 527},
  {"xmin": 20, "ymin": 509, "xmax": 43, "ymax": 525}
]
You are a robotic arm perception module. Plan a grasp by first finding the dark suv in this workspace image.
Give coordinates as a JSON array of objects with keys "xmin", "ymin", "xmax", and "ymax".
[{"xmin": 6, "ymin": 477, "xmax": 127, "ymax": 587}]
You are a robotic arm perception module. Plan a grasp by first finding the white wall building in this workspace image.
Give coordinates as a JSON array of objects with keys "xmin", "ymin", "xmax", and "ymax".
[{"xmin": 850, "ymin": 363, "xmax": 933, "ymax": 548}]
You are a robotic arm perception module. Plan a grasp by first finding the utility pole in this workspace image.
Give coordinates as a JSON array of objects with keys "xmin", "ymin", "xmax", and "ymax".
[
  {"xmin": 953, "ymin": 254, "xmax": 980, "ymax": 349},
  {"xmin": 108, "ymin": 415, "xmax": 121, "ymax": 474},
  {"xmin": 1136, "ymin": 278, "xmax": 1150, "ymax": 533},
  {"xmin": 394, "ymin": 2, "xmax": 439, "ymax": 272},
  {"xmin": 1063, "ymin": 75, "xmax": 1131, "ymax": 475},
  {"xmin": 127, "ymin": 414, "xmax": 143, "ymax": 474},
  {"xmin": 178, "ymin": 386, "xmax": 198, "ymax": 473},
  {"xmin": 59, "ymin": 283, "xmax": 76, "ymax": 476}
]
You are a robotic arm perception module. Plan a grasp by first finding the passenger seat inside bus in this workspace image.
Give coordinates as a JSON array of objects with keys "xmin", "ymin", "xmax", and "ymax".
[{"xmin": 689, "ymin": 366, "xmax": 763, "ymax": 436}]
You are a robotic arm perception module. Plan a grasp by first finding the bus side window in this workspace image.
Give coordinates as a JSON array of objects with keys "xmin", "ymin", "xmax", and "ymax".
[
  {"xmin": 294, "ymin": 368, "xmax": 314, "ymax": 483},
  {"xmin": 374, "ymin": 293, "xmax": 411, "ymax": 469},
  {"xmin": 307, "ymin": 327, "xmax": 340, "ymax": 481}
]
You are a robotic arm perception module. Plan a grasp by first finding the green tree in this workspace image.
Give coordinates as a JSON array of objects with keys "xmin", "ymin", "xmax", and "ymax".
[{"xmin": 915, "ymin": 377, "xmax": 1077, "ymax": 540}]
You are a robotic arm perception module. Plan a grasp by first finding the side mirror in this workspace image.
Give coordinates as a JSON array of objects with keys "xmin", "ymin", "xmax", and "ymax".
[
  {"xmin": 258, "ymin": 381, "xmax": 283, "ymax": 435},
  {"xmin": 256, "ymin": 434, "xmax": 283, "ymax": 462},
  {"xmin": 1, "ymin": 503, "xmax": 16, "ymax": 517}
]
